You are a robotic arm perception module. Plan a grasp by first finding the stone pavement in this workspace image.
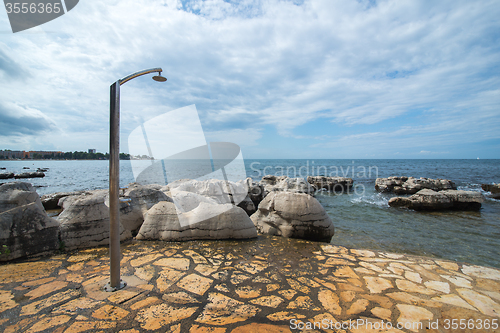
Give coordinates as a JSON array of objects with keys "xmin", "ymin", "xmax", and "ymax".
[{"xmin": 0, "ymin": 236, "xmax": 499, "ymax": 333}]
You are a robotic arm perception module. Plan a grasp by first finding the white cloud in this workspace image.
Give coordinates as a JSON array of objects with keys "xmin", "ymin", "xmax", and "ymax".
[
  {"xmin": 205, "ymin": 127, "xmax": 262, "ymax": 147},
  {"xmin": 0, "ymin": 0, "xmax": 498, "ymax": 156}
]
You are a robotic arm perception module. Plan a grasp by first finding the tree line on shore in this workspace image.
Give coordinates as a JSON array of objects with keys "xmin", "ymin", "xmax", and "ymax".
[{"xmin": 0, "ymin": 151, "xmax": 131, "ymax": 160}]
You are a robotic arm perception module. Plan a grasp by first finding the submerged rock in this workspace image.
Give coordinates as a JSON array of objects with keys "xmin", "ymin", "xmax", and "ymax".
[
  {"xmin": 250, "ymin": 191, "xmax": 334, "ymax": 242},
  {"xmin": 14, "ymin": 172, "xmax": 45, "ymax": 179},
  {"xmin": 136, "ymin": 201, "xmax": 257, "ymax": 241},
  {"xmin": 389, "ymin": 189, "xmax": 452, "ymax": 210},
  {"xmin": 307, "ymin": 176, "xmax": 353, "ymax": 192},
  {"xmin": 389, "ymin": 189, "xmax": 484, "ymax": 211},
  {"xmin": 376, "ymin": 176, "xmax": 456, "ymax": 194},
  {"xmin": 0, "ymin": 172, "xmax": 14, "ymax": 179},
  {"xmin": 443, "ymin": 190, "xmax": 485, "ymax": 210}
]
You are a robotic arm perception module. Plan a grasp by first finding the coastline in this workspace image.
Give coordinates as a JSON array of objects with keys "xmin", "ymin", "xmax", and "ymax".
[{"xmin": 1, "ymin": 159, "xmax": 499, "ymax": 269}]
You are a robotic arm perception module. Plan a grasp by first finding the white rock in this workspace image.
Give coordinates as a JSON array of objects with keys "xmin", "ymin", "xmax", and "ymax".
[
  {"xmin": 250, "ymin": 191, "xmax": 334, "ymax": 242},
  {"xmin": 137, "ymin": 201, "xmax": 257, "ymax": 241},
  {"xmin": 259, "ymin": 175, "xmax": 315, "ymax": 197}
]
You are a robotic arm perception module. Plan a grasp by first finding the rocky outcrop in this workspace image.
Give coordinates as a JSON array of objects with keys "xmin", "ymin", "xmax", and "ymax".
[
  {"xmin": 136, "ymin": 201, "xmax": 257, "ymax": 241},
  {"xmin": 52, "ymin": 184, "xmax": 171, "ymax": 235},
  {"xmin": 388, "ymin": 189, "xmax": 452, "ymax": 210},
  {"xmin": 237, "ymin": 196, "xmax": 257, "ymax": 216},
  {"xmin": 259, "ymin": 175, "xmax": 315, "ymax": 197},
  {"xmin": 388, "ymin": 189, "xmax": 484, "ymax": 211},
  {"xmin": 444, "ymin": 190, "xmax": 485, "ymax": 210},
  {"xmin": 41, "ymin": 191, "xmax": 87, "ymax": 210},
  {"xmin": 14, "ymin": 172, "xmax": 45, "ymax": 179},
  {"xmin": 307, "ymin": 176, "xmax": 353, "ymax": 192},
  {"xmin": 0, "ymin": 203, "xmax": 60, "ymax": 261},
  {"xmin": 376, "ymin": 176, "xmax": 456, "ymax": 194},
  {"xmin": 170, "ymin": 179, "xmax": 248, "ymax": 205},
  {"xmin": 0, "ymin": 182, "xmax": 44, "ymax": 213},
  {"xmin": 58, "ymin": 191, "xmax": 131, "ymax": 250},
  {"xmin": 120, "ymin": 183, "xmax": 171, "ymax": 233},
  {"xmin": 0, "ymin": 182, "xmax": 60, "ymax": 261},
  {"xmin": 240, "ymin": 178, "xmax": 265, "ymax": 208},
  {"xmin": 0, "ymin": 172, "xmax": 14, "ymax": 179},
  {"xmin": 250, "ymin": 191, "xmax": 334, "ymax": 242},
  {"xmin": 482, "ymin": 183, "xmax": 500, "ymax": 199}
]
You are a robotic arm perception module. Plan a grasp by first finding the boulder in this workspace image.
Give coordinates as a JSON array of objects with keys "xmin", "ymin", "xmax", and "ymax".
[
  {"xmin": 482, "ymin": 183, "xmax": 500, "ymax": 193},
  {"xmin": 239, "ymin": 177, "xmax": 265, "ymax": 208},
  {"xmin": 375, "ymin": 176, "xmax": 408, "ymax": 193},
  {"xmin": 41, "ymin": 191, "xmax": 87, "ymax": 210},
  {"xmin": 0, "ymin": 202, "xmax": 60, "ymax": 261},
  {"xmin": 120, "ymin": 183, "xmax": 171, "ymax": 233},
  {"xmin": 171, "ymin": 179, "xmax": 248, "ymax": 205},
  {"xmin": 0, "ymin": 182, "xmax": 44, "ymax": 213},
  {"xmin": 307, "ymin": 176, "xmax": 353, "ymax": 192},
  {"xmin": 259, "ymin": 175, "xmax": 315, "ymax": 197},
  {"xmin": 165, "ymin": 190, "xmax": 216, "ymax": 213},
  {"xmin": 0, "ymin": 183, "xmax": 60, "ymax": 261},
  {"xmin": 0, "ymin": 172, "xmax": 14, "ymax": 179},
  {"xmin": 14, "ymin": 172, "xmax": 45, "ymax": 179},
  {"xmin": 442, "ymin": 190, "xmax": 485, "ymax": 210},
  {"xmin": 389, "ymin": 189, "xmax": 452, "ymax": 210},
  {"xmin": 250, "ymin": 191, "xmax": 334, "ymax": 242},
  {"xmin": 58, "ymin": 190, "xmax": 103, "ymax": 210},
  {"xmin": 237, "ymin": 196, "xmax": 257, "ymax": 216},
  {"xmin": 376, "ymin": 176, "xmax": 456, "ymax": 194},
  {"xmin": 55, "ymin": 184, "xmax": 171, "ymax": 235},
  {"xmin": 388, "ymin": 189, "xmax": 484, "ymax": 211},
  {"xmin": 58, "ymin": 191, "xmax": 131, "ymax": 251},
  {"xmin": 136, "ymin": 201, "xmax": 257, "ymax": 241},
  {"xmin": 482, "ymin": 183, "xmax": 500, "ymax": 199}
]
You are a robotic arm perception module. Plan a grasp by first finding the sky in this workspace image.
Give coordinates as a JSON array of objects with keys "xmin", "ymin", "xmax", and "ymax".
[{"xmin": 0, "ymin": 0, "xmax": 499, "ymax": 159}]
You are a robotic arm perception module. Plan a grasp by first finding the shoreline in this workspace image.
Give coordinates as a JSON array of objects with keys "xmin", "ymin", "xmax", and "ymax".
[
  {"xmin": 2, "ymin": 174, "xmax": 499, "ymax": 269},
  {"xmin": 2, "ymin": 234, "xmax": 500, "ymax": 272}
]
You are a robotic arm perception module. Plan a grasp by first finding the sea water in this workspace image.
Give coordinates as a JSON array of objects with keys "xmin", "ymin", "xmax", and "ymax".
[{"xmin": 1, "ymin": 159, "xmax": 499, "ymax": 268}]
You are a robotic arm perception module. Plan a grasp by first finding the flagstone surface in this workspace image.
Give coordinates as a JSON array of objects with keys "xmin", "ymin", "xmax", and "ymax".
[{"xmin": 0, "ymin": 236, "xmax": 499, "ymax": 332}]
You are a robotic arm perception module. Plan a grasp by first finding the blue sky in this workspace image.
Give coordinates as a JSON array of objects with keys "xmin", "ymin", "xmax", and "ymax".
[{"xmin": 0, "ymin": 0, "xmax": 499, "ymax": 158}]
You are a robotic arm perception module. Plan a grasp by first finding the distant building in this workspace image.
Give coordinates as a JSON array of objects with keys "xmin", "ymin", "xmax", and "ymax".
[
  {"xmin": 0, "ymin": 150, "xmax": 26, "ymax": 159},
  {"xmin": 27, "ymin": 151, "xmax": 63, "ymax": 159},
  {"xmin": 88, "ymin": 149, "xmax": 97, "ymax": 154}
]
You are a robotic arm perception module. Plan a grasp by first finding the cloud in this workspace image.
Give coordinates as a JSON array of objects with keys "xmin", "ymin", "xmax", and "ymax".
[
  {"xmin": 0, "ymin": 102, "xmax": 57, "ymax": 136},
  {"xmin": 205, "ymin": 127, "xmax": 262, "ymax": 147},
  {"xmin": 0, "ymin": 0, "xmax": 498, "ymax": 157},
  {"xmin": 0, "ymin": 47, "xmax": 27, "ymax": 79}
]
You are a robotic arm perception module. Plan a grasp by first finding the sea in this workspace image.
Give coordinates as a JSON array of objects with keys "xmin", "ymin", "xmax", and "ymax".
[{"xmin": 1, "ymin": 159, "xmax": 499, "ymax": 269}]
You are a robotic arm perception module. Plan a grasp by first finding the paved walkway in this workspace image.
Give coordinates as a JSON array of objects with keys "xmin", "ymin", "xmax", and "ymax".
[{"xmin": 1, "ymin": 236, "xmax": 499, "ymax": 332}]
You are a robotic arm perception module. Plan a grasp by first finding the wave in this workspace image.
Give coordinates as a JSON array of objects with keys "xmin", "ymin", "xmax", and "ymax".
[{"xmin": 350, "ymin": 193, "xmax": 389, "ymax": 207}]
